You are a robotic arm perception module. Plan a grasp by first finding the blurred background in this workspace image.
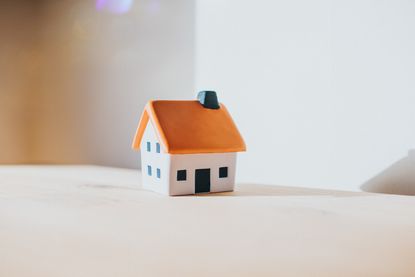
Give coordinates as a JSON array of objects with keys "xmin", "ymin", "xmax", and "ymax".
[
  {"xmin": 1, "ymin": 0, "xmax": 415, "ymax": 193},
  {"xmin": 0, "ymin": 0, "xmax": 194, "ymax": 167}
]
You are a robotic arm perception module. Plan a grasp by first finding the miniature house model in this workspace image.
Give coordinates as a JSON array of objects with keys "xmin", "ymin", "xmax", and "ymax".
[{"xmin": 132, "ymin": 91, "xmax": 246, "ymax": 196}]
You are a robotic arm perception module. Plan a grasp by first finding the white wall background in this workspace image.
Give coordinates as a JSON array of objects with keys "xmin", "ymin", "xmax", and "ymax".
[{"xmin": 196, "ymin": 0, "xmax": 415, "ymax": 191}]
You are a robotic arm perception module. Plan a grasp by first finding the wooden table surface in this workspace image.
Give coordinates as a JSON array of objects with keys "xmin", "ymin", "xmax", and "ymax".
[{"xmin": 1, "ymin": 166, "xmax": 414, "ymax": 277}]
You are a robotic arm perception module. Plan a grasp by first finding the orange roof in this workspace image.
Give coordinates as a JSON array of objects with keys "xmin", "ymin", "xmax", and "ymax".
[{"xmin": 132, "ymin": 100, "xmax": 246, "ymax": 154}]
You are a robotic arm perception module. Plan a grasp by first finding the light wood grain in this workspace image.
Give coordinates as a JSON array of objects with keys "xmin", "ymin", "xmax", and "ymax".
[{"xmin": 0, "ymin": 166, "xmax": 414, "ymax": 277}]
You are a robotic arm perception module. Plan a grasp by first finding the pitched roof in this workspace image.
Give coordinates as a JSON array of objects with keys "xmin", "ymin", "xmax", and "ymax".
[{"xmin": 132, "ymin": 100, "xmax": 246, "ymax": 154}]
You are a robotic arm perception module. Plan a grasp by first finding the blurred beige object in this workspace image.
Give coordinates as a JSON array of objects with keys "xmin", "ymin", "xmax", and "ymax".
[
  {"xmin": 0, "ymin": 166, "xmax": 414, "ymax": 277},
  {"xmin": 0, "ymin": 1, "xmax": 39, "ymax": 164},
  {"xmin": 0, "ymin": 0, "xmax": 194, "ymax": 167}
]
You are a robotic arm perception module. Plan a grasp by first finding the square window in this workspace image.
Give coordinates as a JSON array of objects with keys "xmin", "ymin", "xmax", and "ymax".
[
  {"xmin": 147, "ymin": 165, "xmax": 152, "ymax": 176},
  {"xmin": 177, "ymin": 170, "xmax": 187, "ymax": 181},
  {"xmin": 157, "ymin": 168, "xmax": 161, "ymax": 179},
  {"xmin": 156, "ymin": 143, "xmax": 161, "ymax": 153},
  {"xmin": 146, "ymin": 141, "xmax": 151, "ymax": 152},
  {"xmin": 219, "ymin": 167, "xmax": 228, "ymax": 178}
]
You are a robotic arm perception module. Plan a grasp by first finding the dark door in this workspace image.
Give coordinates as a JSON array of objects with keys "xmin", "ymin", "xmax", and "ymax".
[{"xmin": 195, "ymin": 168, "xmax": 210, "ymax": 193}]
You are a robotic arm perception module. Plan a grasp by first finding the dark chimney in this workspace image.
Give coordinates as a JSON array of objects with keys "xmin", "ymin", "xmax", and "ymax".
[{"xmin": 197, "ymin": 91, "xmax": 220, "ymax": 109}]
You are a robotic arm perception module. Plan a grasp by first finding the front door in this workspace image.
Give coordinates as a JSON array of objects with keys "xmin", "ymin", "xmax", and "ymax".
[{"xmin": 195, "ymin": 168, "xmax": 210, "ymax": 193}]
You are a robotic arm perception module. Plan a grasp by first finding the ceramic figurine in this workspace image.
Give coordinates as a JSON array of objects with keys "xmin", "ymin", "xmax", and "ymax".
[{"xmin": 132, "ymin": 91, "xmax": 246, "ymax": 195}]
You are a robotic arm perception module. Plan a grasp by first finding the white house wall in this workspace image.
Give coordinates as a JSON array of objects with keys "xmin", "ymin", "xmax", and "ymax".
[
  {"xmin": 140, "ymin": 122, "xmax": 170, "ymax": 195},
  {"xmin": 169, "ymin": 152, "xmax": 237, "ymax": 195},
  {"xmin": 141, "ymin": 121, "xmax": 238, "ymax": 196}
]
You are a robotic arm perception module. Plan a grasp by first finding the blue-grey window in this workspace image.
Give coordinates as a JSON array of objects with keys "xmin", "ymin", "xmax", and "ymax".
[
  {"xmin": 146, "ymin": 141, "xmax": 151, "ymax": 152},
  {"xmin": 219, "ymin": 167, "xmax": 228, "ymax": 178},
  {"xmin": 156, "ymin": 143, "xmax": 161, "ymax": 153},
  {"xmin": 157, "ymin": 168, "xmax": 161, "ymax": 179},
  {"xmin": 147, "ymin": 165, "xmax": 152, "ymax": 176},
  {"xmin": 177, "ymin": 170, "xmax": 187, "ymax": 181}
]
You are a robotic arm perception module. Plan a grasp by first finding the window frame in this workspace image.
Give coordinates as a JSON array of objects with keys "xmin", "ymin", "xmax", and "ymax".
[
  {"xmin": 156, "ymin": 142, "xmax": 161, "ymax": 153},
  {"xmin": 146, "ymin": 141, "xmax": 151, "ymax": 152},
  {"xmin": 147, "ymin": 165, "xmax": 152, "ymax": 176},
  {"xmin": 177, "ymin": 170, "xmax": 187, "ymax": 181},
  {"xmin": 156, "ymin": 168, "xmax": 161, "ymax": 179},
  {"xmin": 219, "ymin": 167, "xmax": 228, "ymax": 178}
]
